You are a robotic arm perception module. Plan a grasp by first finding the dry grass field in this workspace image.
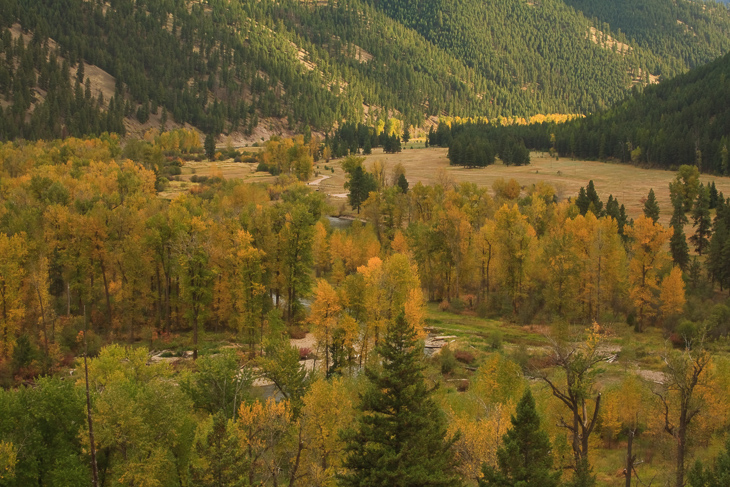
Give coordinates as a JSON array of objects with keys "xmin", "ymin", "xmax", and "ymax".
[
  {"xmin": 356, "ymin": 148, "xmax": 730, "ymax": 223},
  {"xmin": 168, "ymin": 147, "xmax": 730, "ymax": 223}
]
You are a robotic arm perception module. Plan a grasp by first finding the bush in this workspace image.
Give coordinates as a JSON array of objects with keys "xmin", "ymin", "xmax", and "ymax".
[
  {"xmin": 298, "ymin": 347, "xmax": 311, "ymax": 360},
  {"xmin": 672, "ymin": 320, "xmax": 697, "ymax": 348},
  {"xmin": 488, "ymin": 331, "xmax": 503, "ymax": 351},
  {"xmin": 288, "ymin": 327, "xmax": 307, "ymax": 339},
  {"xmin": 450, "ymin": 298, "xmax": 466, "ymax": 313},
  {"xmin": 440, "ymin": 346, "xmax": 457, "ymax": 375},
  {"xmin": 454, "ymin": 349, "xmax": 475, "ymax": 364},
  {"xmin": 438, "ymin": 300, "xmax": 450, "ymax": 312}
]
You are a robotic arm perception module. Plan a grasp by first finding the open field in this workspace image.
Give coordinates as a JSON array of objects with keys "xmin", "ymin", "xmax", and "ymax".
[
  {"xmin": 165, "ymin": 147, "xmax": 730, "ymax": 224},
  {"xmin": 356, "ymin": 148, "xmax": 730, "ymax": 223}
]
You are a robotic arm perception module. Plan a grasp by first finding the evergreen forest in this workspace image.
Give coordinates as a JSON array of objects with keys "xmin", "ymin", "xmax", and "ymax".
[{"xmin": 2, "ymin": 0, "xmax": 730, "ymax": 140}]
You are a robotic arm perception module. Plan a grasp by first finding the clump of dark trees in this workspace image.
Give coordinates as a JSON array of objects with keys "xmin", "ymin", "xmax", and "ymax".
[
  {"xmin": 429, "ymin": 122, "xmax": 530, "ymax": 167},
  {"xmin": 327, "ymin": 122, "xmax": 402, "ymax": 158},
  {"xmin": 487, "ymin": 50, "xmax": 730, "ymax": 175}
]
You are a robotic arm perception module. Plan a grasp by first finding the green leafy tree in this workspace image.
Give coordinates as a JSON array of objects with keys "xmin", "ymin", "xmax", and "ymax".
[
  {"xmin": 339, "ymin": 312, "xmax": 462, "ymax": 487},
  {"xmin": 181, "ymin": 351, "xmax": 253, "ymax": 420},
  {"xmin": 479, "ymin": 389, "xmax": 561, "ymax": 487}
]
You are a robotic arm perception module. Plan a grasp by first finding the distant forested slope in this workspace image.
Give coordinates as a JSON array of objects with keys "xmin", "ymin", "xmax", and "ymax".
[
  {"xmin": 563, "ymin": 0, "xmax": 730, "ymax": 77},
  {"xmin": 492, "ymin": 51, "xmax": 730, "ymax": 173},
  {"xmin": 2, "ymin": 0, "xmax": 730, "ymax": 141}
]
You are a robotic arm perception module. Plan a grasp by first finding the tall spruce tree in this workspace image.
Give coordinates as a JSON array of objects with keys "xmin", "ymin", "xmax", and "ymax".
[
  {"xmin": 339, "ymin": 312, "xmax": 461, "ymax": 487},
  {"xmin": 670, "ymin": 192, "xmax": 690, "ymax": 270},
  {"xmin": 643, "ymin": 189, "xmax": 660, "ymax": 223},
  {"xmin": 479, "ymin": 389, "xmax": 561, "ymax": 487},
  {"xmin": 690, "ymin": 185, "xmax": 712, "ymax": 255}
]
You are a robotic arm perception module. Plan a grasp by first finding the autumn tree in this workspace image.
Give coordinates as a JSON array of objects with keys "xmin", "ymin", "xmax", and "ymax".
[
  {"xmin": 479, "ymin": 389, "xmax": 561, "ymax": 487},
  {"xmin": 339, "ymin": 312, "xmax": 461, "ymax": 487},
  {"xmin": 534, "ymin": 324, "xmax": 606, "ymax": 470},
  {"xmin": 494, "ymin": 204, "xmax": 535, "ymax": 313},
  {"xmin": 236, "ymin": 398, "xmax": 294, "ymax": 487},
  {"xmin": 602, "ymin": 375, "xmax": 652, "ymax": 487},
  {"xmin": 299, "ymin": 378, "xmax": 354, "ymax": 486},
  {"xmin": 660, "ymin": 266, "xmax": 686, "ymax": 322},
  {"xmin": 655, "ymin": 340, "xmax": 713, "ymax": 487},
  {"xmin": 626, "ymin": 216, "xmax": 671, "ymax": 331},
  {"xmin": 178, "ymin": 215, "xmax": 214, "ymax": 360},
  {"xmin": 0, "ymin": 233, "xmax": 27, "ymax": 359}
]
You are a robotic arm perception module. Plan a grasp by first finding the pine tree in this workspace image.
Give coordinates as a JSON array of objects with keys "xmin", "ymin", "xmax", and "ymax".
[
  {"xmin": 397, "ymin": 173, "xmax": 409, "ymax": 194},
  {"xmin": 688, "ymin": 429, "xmax": 730, "ymax": 487},
  {"xmin": 344, "ymin": 165, "xmax": 377, "ymax": 214},
  {"xmin": 643, "ymin": 189, "xmax": 660, "ymax": 223},
  {"xmin": 479, "ymin": 389, "xmax": 561, "ymax": 487},
  {"xmin": 205, "ymin": 133, "xmax": 216, "ymax": 160},
  {"xmin": 339, "ymin": 312, "xmax": 462, "ymax": 487},
  {"xmin": 575, "ymin": 187, "xmax": 589, "ymax": 215},
  {"xmin": 690, "ymin": 185, "xmax": 712, "ymax": 255},
  {"xmin": 586, "ymin": 180, "xmax": 603, "ymax": 216},
  {"xmin": 670, "ymin": 192, "xmax": 690, "ymax": 270}
]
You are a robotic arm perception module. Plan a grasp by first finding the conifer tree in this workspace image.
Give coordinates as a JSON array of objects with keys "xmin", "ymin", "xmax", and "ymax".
[
  {"xmin": 670, "ymin": 192, "xmax": 690, "ymax": 270},
  {"xmin": 339, "ymin": 312, "xmax": 461, "ymax": 487},
  {"xmin": 586, "ymin": 180, "xmax": 603, "ymax": 216},
  {"xmin": 643, "ymin": 188, "xmax": 660, "ymax": 223},
  {"xmin": 479, "ymin": 389, "xmax": 561, "ymax": 487},
  {"xmin": 205, "ymin": 133, "xmax": 216, "ymax": 160},
  {"xmin": 690, "ymin": 185, "xmax": 712, "ymax": 255}
]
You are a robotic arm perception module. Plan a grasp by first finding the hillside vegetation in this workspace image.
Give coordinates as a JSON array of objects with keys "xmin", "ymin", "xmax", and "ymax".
[
  {"xmin": 2, "ymin": 0, "xmax": 730, "ymax": 140},
  {"xmin": 486, "ymin": 49, "xmax": 730, "ymax": 173}
]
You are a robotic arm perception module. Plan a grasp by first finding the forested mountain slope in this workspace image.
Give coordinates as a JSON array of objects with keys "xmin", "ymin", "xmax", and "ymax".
[
  {"xmin": 563, "ymin": 0, "xmax": 730, "ymax": 77},
  {"xmin": 2, "ymin": 0, "xmax": 730, "ymax": 141},
  {"xmin": 502, "ymin": 50, "xmax": 730, "ymax": 173}
]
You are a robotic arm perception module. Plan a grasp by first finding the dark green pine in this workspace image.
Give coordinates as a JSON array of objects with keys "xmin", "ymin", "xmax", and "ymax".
[
  {"xmin": 643, "ymin": 188, "xmax": 660, "ymax": 223},
  {"xmin": 479, "ymin": 389, "xmax": 561, "ymax": 487},
  {"xmin": 339, "ymin": 313, "xmax": 462, "ymax": 487}
]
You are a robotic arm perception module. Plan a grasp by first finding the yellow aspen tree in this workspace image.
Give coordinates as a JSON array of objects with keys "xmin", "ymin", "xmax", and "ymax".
[
  {"xmin": 494, "ymin": 204, "xmax": 536, "ymax": 312},
  {"xmin": 231, "ymin": 229, "xmax": 266, "ymax": 354},
  {"xmin": 436, "ymin": 202, "xmax": 472, "ymax": 300},
  {"xmin": 236, "ymin": 398, "xmax": 293, "ymax": 487},
  {"xmin": 0, "ymin": 441, "xmax": 16, "ymax": 482},
  {"xmin": 0, "ymin": 233, "xmax": 27, "ymax": 358},
  {"xmin": 474, "ymin": 220, "xmax": 497, "ymax": 303},
  {"xmin": 391, "ymin": 230, "xmax": 410, "ymax": 255},
  {"xmin": 309, "ymin": 279, "xmax": 342, "ymax": 373},
  {"xmin": 602, "ymin": 375, "xmax": 653, "ymax": 486},
  {"xmin": 300, "ymin": 378, "xmax": 354, "ymax": 486},
  {"xmin": 566, "ymin": 214, "xmax": 626, "ymax": 322},
  {"xmin": 660, "ymin": 266, "xmax": 686, "ymax": 320},
  {"xmin": 627, "ymin": 216, "xmax": 671, "ymax": 330},
  {"xmin": 313, "ymin": 221, "xmax": 330, "ymax": 277}
]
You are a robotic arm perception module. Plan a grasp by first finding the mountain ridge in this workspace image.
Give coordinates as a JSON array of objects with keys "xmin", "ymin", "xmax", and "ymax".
[{"xmin": 1, "ymin": 0, "xmax": 730, "ymax": 141}]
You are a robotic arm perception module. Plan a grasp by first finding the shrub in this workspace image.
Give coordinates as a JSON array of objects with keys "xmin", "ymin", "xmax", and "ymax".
[
  {"xmin": 488, "ymin": 331, "xmax": 503, "ymax": 351},
  {"xmin": 438, "ymin": 300, "xmax": 450, "ymax": 312},
  {"xmin": 299, "ymin": 347, "xmax": 311, "ymax": 360},
  {"xmin": 454, "ymin": 349, "xmax": 475, "ymax": 364},
  {"xmin": 440, "ymin": 346, "xmax": 457, "ymax": 375},
  {"xmin": 450, "ymin": 298, "xmax": 466, "ymax": 313},
  {"xmin": 288, "ymin": 327, "xmax": 307, "ymax": 339}
]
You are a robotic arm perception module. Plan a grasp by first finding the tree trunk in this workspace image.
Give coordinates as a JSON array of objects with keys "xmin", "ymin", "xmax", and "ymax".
[
  {"xmin": 625, "ymin": 429, "xmax": 635, "ymax": 487},
  {"xmin": 83, "ymin": 306, "xmax": 100, "ymax": 487},
  {"xmin": 99, "ymin": 259, "xmax": 112, "ymax": 327}
]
